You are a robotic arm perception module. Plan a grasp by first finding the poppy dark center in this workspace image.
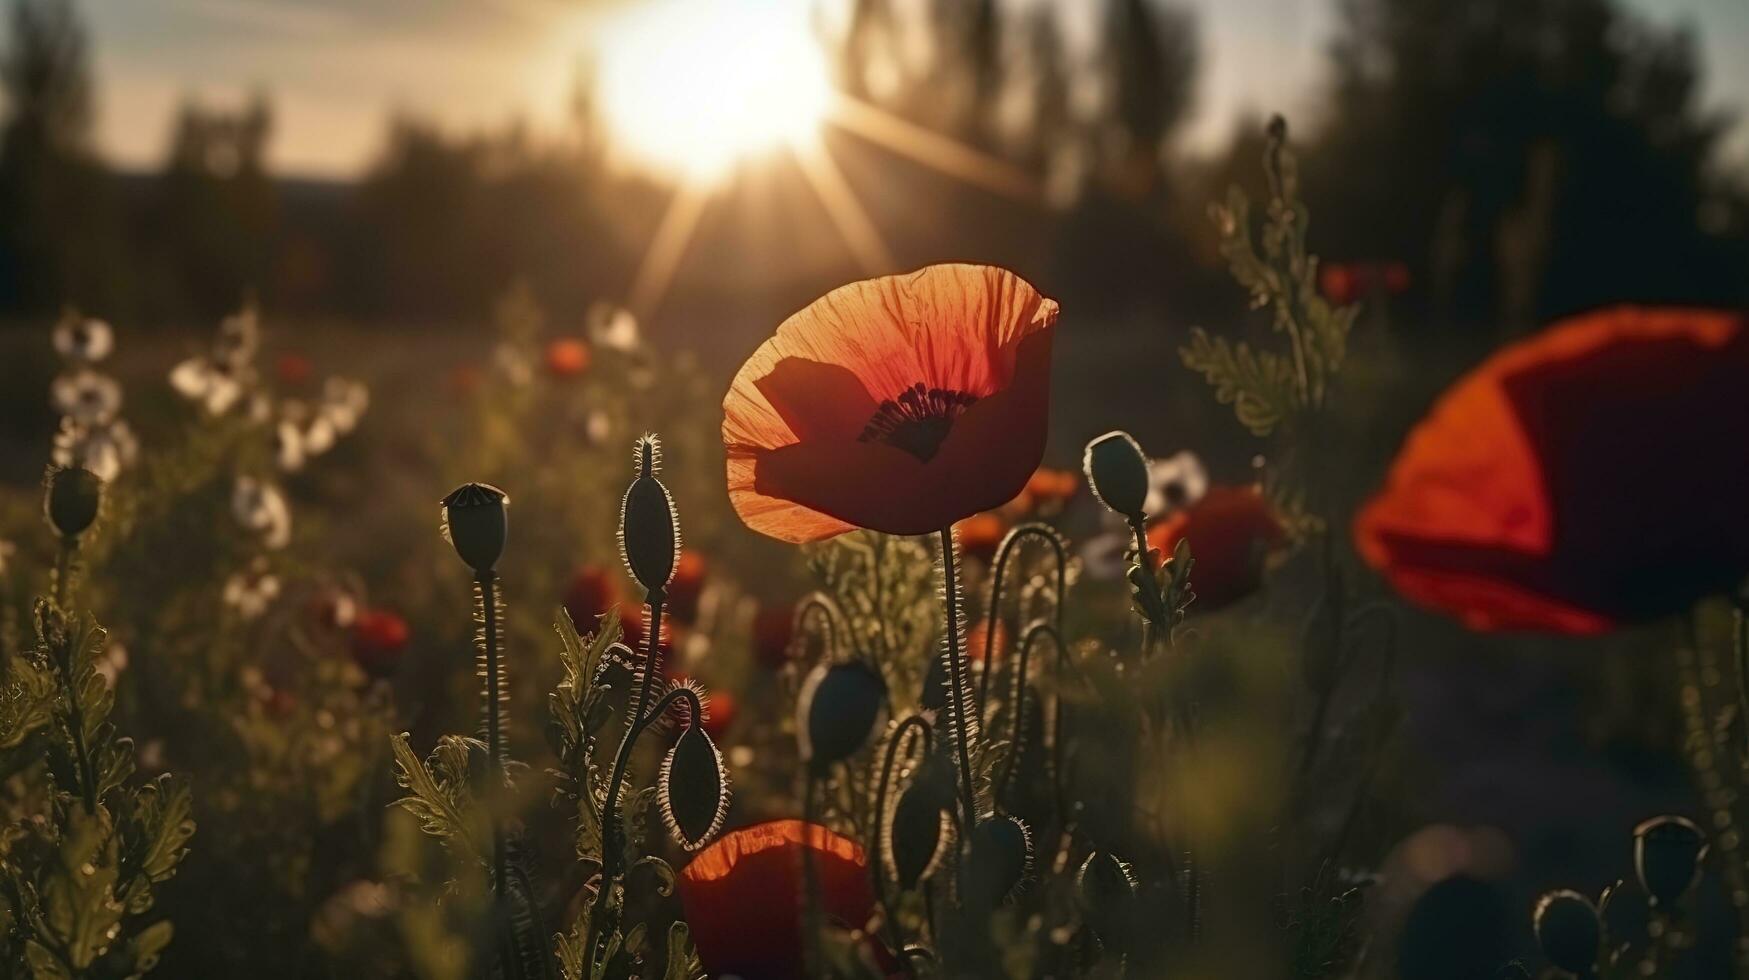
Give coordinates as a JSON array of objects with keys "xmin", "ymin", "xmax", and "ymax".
[{"xmin": 859, "ymin": 383, "xmax": 978, "ymax": 462}]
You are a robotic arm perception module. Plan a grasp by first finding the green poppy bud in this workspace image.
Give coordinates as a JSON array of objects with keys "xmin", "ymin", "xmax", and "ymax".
[
  {"xmin": 1533, "ymin": 889, "xmax": 1600, "ymax": 976},
  {"xmin": 886, "ymin": 780, "xmax": 951, "ymax": 891},
  {"xmin": 620, "ymin": 435, "xmax": 679, "ymax": 595},
  {"xmin": 440, "ymin": 483, "xmax": 509, "ymax": 573},
  {"xmin": 45, "ymin": 466, "xmax": 102, "ymax": 539},
  {"xmin": 960, "ymin": 816, "xmax": 1033, "ymax": 908},
  {"xmin": 797, "ymin": 661, "xmax": 887, "ymax": 771},
  {"xmin": 1083, "ymin": 431, "xmax": 1150, "ymax": 520},
  {"xmin": 1077, "ymin": 851, "xmax": 1139, "ymax": 944},
  {"xmin": 660, "ymin": 720, "xmax": 730, "ymax": 851},
  {"xmin": 1634, "ymin": 815, "xmax": 1707, "ymax": 908}
]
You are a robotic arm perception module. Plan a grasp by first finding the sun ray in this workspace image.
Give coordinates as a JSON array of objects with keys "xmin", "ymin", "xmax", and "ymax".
[
  {"xmin": 791, "ymin": 137, "xmax": 895, "ymax": 276},
  {"xmin": 628, "ymin": 181, "xmax": 712, "ymax": 322},
  {"xmin": 826, "ymin": 95, "xmax": 1041, "ymax": 203}
]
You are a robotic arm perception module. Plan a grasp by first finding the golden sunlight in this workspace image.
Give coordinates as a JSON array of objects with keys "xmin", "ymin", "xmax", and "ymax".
[{"xmin": 595, "ymin": 0, "xmax": 832, "ymax": 184}]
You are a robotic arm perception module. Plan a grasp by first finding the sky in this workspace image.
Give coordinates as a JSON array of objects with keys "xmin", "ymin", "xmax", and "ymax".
[{"xmin": 64, "ymin": 0, "xmax": 1749, "ymax": 179}]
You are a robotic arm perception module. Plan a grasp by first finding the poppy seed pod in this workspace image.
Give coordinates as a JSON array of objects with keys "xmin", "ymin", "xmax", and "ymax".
[
  {"xmin": 1084, "ymin": 432, "xmax": 1150, "ymax": 520},
  {"xmin": 1077, "ymin": 851, "xmax": 1138, "ymax": 942},
  {"xmin": 439, "ymin": 483, "xmax": 508, "ymax": 573},
  {"xmin": 797, "ymin": 661, "xmax": 887, "ymax": 771},
  {"xmin": 1634, "ymin": 815, "xmax": 1708, "ymax": 908},
  {"xmin": 660, "ymin": 722, "xmax": 731, "ymax": 851},
  {"xmin": 960, "ymin": 816, "xmax": 1033, "ymax": 908},
  {"xmin": 885, "ymin": 780, "xmax": 951, "ymax": 890},
  {"xmin": 620, "ymin": 435, "xmax": 679, "ymax": 595},
  {"xmin": 45, "ymin": 466, "xmax": 102, "ymax": 538},
  {"xmin": 1532, "ymin": 890, "xmax": 1601, "ymax": 975}
]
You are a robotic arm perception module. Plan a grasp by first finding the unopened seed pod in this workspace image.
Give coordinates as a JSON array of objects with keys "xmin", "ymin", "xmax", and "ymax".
[
  {"xmin": 660, "ymin": 721, "xmax": 731, "ymax": 851},
  {"xmin": 960, "ymin": 816, "xmax": 1033, "ymax": 907},
  {"xmin": 1532, "ymin": 889, "xmax": 1601, "ymax": 976},
  {"xmin": 45, "ymin": 466, "xmax": 102, "ymax": 538},
  {"xmin": 796, "ymin": 661, "xmax": 887, "ymax": 771},
  {"xmin": 1083, "ymin": 432, "xmax": 1150, "ymax": 520},
  {"xmin": 1634, "ymin": 814, "xmax": 1708, "ymax": 908},
  {"xmin": 620, "ymin": 435, "xmax": 679, "ymax": 595},
  {"xmin": 440, "ymin": 482, "xmax": 508, "ymax": 573},
  {"xmin": 886, "ymin": 780, "xmax": 951, "ymax": 890}
]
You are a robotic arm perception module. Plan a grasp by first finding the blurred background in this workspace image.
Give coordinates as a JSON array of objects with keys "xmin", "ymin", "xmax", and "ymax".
[{"xmin": 1, "ymin": 0, "xmax": 1747, "ymax": 975}]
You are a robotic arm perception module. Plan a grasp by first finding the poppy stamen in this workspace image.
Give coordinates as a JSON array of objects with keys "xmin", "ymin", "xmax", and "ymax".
[{"xmin": 859, "ymin": 383, "xmax": 978, "ymax": 461}]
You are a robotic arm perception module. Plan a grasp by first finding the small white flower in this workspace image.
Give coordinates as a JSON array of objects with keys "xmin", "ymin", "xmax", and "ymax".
[
  {"xmin": 1145, "ymin": 450, "xmax": 1209, "ymax": 516},
  {"xmin": 53, "ymin": 315, "xmax": 114, "ymax": 364},
  {"xmin": 223, "ymin": 558, "xmax": 282, "ymax": 619},
  {"xmin": 94, "ymin": 640, "xmax": 129, "ymax": 688},
  {"xmin": 51, "ymin": 370, "xmax": 122, "ymax": 425},
  {"xmin": 52, "ymin": 417, "xmax": 130, "ymax": 482},
  {"xmin": 585, "ymin": 410, "xmax": 614, "ymax": 445},
  {"xmin": 320, "ymin": 378, "xmax": 369, "ymax": 435},
  {"xmin": 273, "ymin": 419, "xmax": 306, "ymax": 472},
  {"xmin": 170, "ymin": 357, "xmax": 246, "ymax": 415},
  {"xmin": 1079, "ymin": 524, "xmax": 1132, "ymax": 582},
  {"xmin": 233, "ymin": 476, "xmax": 292, "ymax": 550},
  {"xmin": 494, "ymin": 344, "xmax": 532, "ymax": 387},
  {"xmin": 587, "ymin": 302, "xmax": 640, "ymax": 352},
  {"xmin": 301, "ymin": 414, "xmax": 337, "ymax": 456}
]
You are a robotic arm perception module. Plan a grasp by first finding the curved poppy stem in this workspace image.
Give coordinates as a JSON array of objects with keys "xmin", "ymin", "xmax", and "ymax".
[
  {"xmin": 872, "ymin": 716, "xmax": 933, "ymax": 977},
  {"xmin": 994, "ymin": 622, "xmax": 1065, "ymax": 803},
  {"xmin": 586, "ymin": 597, "xmax": 686, "ymax": 971},
  {"xmin": 937, "ymin": 528, "xmax": 979, "ymax": 830},
  {"xmin": 793, "ymin": 591, "xmax": 846, "ymax": 665},
  {"xmin": 52, "ymin": 535, "xmax": 77, "ymax": 612},
  {"xmin": 476, "ymin": 571, "xmax": 510, "ymax": 908},
  {"xmin": 978, "ymin": 523, "xmax": 1067, "ymax": 710}
]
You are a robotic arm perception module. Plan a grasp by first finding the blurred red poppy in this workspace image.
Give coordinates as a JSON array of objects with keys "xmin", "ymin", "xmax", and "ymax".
[
  {"xmin": 1148, "ymin": 485, "xmax": 1287, "ymax": 611},
  {"xmin": 351, "ymin": 608, "xmax": 409, "ymax": 678},
  {"xmin": 668, "ymin": 550, "xmax": 707, "ymax": 624},
  {"xmin": 275, "ymin": 352, "xmax": 313, "ymax": 387},
  {"xmin": 622, "ymin": 606, "xmax": 677, "ymax": 653},
  {"xmin": 956, "ymin": 513, "xmax": 1006, "ymax": 563},
  {"xmin": 1382, "ymin": 260, "xmax": 1411, "ymax": 295},
  {"xmin": 752, "ymin": 604, "xmax": 796, "ymax": 670},
  {"xmin": 968, "ymin": 617, "xmax": 1007, "ymax": 664},
  {"xmin": 723, "ymin": 264, "xmax": 1060, "ymax": 542},
  {"xmin": 677, "ymin": 819, "xmax": 877, "ymax": 980},
  {"xmin": 1025, "ymin": 466, "xmax": 1079, "ymax": 509},
  {"xmin": 563, "ymin": 566, "xmax": 621, "ymax": 632},
  {"xmin": 1320, "ymin": 263, "xmax": 1358, "ymax": 306},
  {"xmin": 543, "ymin": 337, "xmax": 591, "ymax": 378},
  {"xmin": 1355, "ymin": 306, "xmax": 1749, "ymax": 632}
]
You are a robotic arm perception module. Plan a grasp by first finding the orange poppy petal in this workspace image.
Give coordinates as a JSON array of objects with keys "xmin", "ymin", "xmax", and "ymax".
[{"xmin": 1355, "ymin": 305, "xmax": 1749, "ymax": 631}]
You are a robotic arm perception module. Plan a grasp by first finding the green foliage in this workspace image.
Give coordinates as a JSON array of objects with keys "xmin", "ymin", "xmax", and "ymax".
[
  {"xmin": 1183, "ymin": 118, "xmax": 1359, "ymax": 437},
  {"xmin": 0, "ymin": 605, "xmax": 193, "ymax": 979}
]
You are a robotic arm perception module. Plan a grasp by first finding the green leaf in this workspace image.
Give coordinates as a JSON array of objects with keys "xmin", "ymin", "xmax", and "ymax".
[
  {"xmin": 662, "ymin": 921, "xmax": 704, "ymax": 980},
  {"xmin": 388, "ymin": 732, "xmax": 484, "ymax": 866},
  {"xmin": 1179, "ymin": 329, "xmax": 1298, "ymax": 437}
]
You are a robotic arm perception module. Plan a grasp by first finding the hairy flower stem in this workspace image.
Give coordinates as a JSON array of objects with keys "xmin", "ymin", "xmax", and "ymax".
[
  {"xmin": 995, "ymin": 623, "xmax": 1063, "ymax": 803},
  {"xmin": 977, "ymin": 524, "xmax": 1067, "ymax": 710},
  {"xmin": 1129, "ymin": 516, "xmax": 1159, "ymax": 657},
  {"xmin": 586, "ymin": 628, "xmax": 688, "ymax": 970},
  {"xmin": 477, "ymin": 572, "xmax": 509, "ymax": 905},
  {"xmin": 938, "ymin": 528, "xmax": 978, "ymax": 830},
  {"xmin": 873, "ymin": 715, "xmax": 933, "ymax": 975},
  {"xmin": 801, "ymin": 773, "xmax": 825, "ymax": 977},
  {"xmin": 52, "ymin": 537, "xmax": 76, "ymax": 612}
]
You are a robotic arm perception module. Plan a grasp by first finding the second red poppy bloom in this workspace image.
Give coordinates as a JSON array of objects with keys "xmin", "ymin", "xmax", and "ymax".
[{"xmin": 724, "ymin": 264, "xmax": 1060, "ymax": 542}]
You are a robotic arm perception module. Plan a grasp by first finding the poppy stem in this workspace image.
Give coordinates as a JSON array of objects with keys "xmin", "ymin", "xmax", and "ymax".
[
  {"xmin": 52, "ymin": 536, "xmax": 77, "ymax": 612},
  {"xmin": 1735, "ymin": 594, "xmax": 1749, "ymax": 756},
  {"xmin": 800, "ymin": 772, "xmax": 825, "ymax": 977},
  {"xmin": 586, "ymin": 675, "xmax": 698, "ymax": 970},
  {"xmin": 995, "ymin": 622, "xmax": 1064, "ymax": 804},
  {"xmin": 477, "ymin": 571, "xmax": 509, "ymax": 904},
  {"xmin": 873, "ymin": 715, "xmax": 933, "ymax": 974},
  {"xmin": 978, "ymin": 524, "xmax": 1067, "ymax": 711},
  {"xmin": 937, "ymin": 527, "xmax": 979, "ymax": 830},
  {"xmin": 1128, "ymin": 517, "xmax": 1159, "ymax": 657}
]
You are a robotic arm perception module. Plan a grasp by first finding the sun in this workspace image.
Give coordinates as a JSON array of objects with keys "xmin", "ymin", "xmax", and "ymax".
[{"xmin": 594, "ymin": 0, "xmax": 833, "ymax": 184}]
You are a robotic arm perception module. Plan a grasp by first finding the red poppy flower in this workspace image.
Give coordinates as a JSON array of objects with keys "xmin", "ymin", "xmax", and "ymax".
[
  {"xmin": 1354, "ymin": 307, "xmax": 1749, "ymax": 632},
  {"xmin": 677, "ymin": 819, "xmax": 877, "ymax": 980},
  {"xmin": 1025, "ymin": 466, "xmax": 1079, "ymax": 509},
  {"xmin": 956, "ymin": 513, "xmax": 1006, "ymax": 563},
  {"xmin": 723, "ymin": 264, "xmax": 1060, "ymax": 543},
  {"xmin": 752, "ymin": 604, "xmax": 796, "ymax": 670},
  {"xmin": 968, "ymin": 617, "xmax": 1007, "ymax": 664},
  {"xmin": 1148, "ymin": 485, "xmax": 1287, "ymax": 611},
  {"xmin": 563, "ymin": 566, "xmax": 621, "ymax": 632},
  {"xmin": 1382, "ymin": 260, "xmax": 1411, "ymax": 295},
  {"xmin": 1320, "ymin": 263, "xmax": 1358, "ymax": 306},
  {"xmin": 668, "ymin": 550, "xmax": 707, "ymax": 624},
  {"xmin": 543, "ymin": 337, "xmax": 591, "ymax": 378},
  {"xmin": 351, "ymin": 608, "xmax": 409, "ymax": 678},
  {"xmin": 622, "ymin": 607, "xmax": 677, "ymax": 653},
  {"xmin": 275, "ymin": 352, "xmax": 313, "ymax": 387}
]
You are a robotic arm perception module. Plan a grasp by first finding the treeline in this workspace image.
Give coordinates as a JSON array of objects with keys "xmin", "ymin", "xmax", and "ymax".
[{"xmin": 0, "ymin": 0, "xmax": 1743, "ymax": 333}]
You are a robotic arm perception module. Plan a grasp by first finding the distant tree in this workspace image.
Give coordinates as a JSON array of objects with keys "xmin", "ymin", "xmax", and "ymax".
[
  {"xmin": 150, "ymin": 93, "xmax": 278, "ymax": 317},
  {"xmin": 1307, "ymin": 0, "xmax": 1748, "ymax": 329},
  {"xmin": 0, "ymin": 0, "xmax": 122, "ymax": 314},
  {"xmin": 1099, "ymin": 0, "xmax": 1199, "ymax": 192}
]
